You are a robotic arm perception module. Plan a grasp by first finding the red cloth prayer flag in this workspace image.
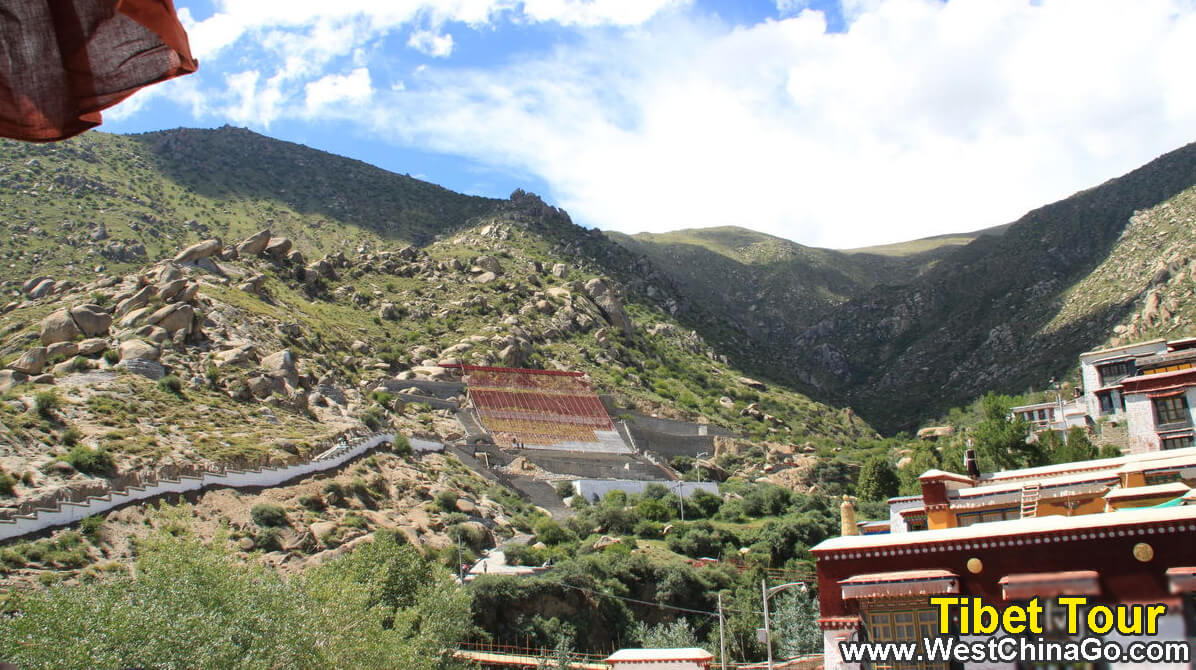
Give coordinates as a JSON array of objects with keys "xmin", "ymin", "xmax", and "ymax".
[{"xmin": 0, "ymin": 0, "xmax": 198, "ymax": 142}]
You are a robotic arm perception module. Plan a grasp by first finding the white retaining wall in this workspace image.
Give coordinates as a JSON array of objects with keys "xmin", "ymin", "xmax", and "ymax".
[
  {"xmin": 572, "ymin": 479, "xmax": 719, "ymax": 501},
  {"xmin": 410, "ymin": 437, "xmax": 445, "ymax": 453},
  {"xmin": 0, "ymin": 433, "xmax": 395, "ymax": 542}
]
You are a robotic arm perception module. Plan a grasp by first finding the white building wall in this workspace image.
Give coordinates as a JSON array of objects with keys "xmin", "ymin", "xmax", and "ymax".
[
  {"xmin": 1124, "ymin": 387, "xmax": 1196, "ymax": 454},
  {"xmin": 822, "ymin": 629, "xmax": 861, "ymax": 670},
  {"xmin": 1125, "ymin": 393, "xmax": 1160, "ymax": 453},
  {"xmin": 612, "ymin": 662, "xmax": 706, "ymax": 670},
  {"xmin": 888, "ymin": 498, "xmax": 925, "ymax": 534},
  {"xmin": 1080, "ymin": 341, "xmax": 1168, "ymax": 420}
]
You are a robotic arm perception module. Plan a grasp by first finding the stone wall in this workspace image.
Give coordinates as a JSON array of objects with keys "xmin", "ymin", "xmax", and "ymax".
[{"xmin": 0, "ymin": 433, "xmax": 396, "ymax": 541}]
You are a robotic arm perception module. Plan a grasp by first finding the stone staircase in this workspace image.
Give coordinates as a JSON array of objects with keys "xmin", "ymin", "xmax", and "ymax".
[{"xmin": 0, "ymin": 432, "xmax": 396, "ymax": 542}]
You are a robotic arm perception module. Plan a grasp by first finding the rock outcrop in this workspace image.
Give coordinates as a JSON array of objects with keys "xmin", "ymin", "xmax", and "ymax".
[{"xmin": 583, "ymin": 278, "xmax": 634, "ymax": 335}]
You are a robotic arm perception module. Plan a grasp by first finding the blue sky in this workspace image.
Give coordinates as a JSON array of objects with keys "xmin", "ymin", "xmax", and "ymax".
[{"xmin": 105, "ymin": 0, "xmax": 1196, "ymax": 248}]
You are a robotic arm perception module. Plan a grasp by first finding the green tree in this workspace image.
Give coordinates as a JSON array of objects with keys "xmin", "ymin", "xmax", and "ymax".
[
  {"xmin": 973, "ymin": 392, "xmax": 1043, "ymax": 471},
  {"xmin": 632, "ymin": 619, "xmax": 700, "ymax": 648},
  {"xmin": 0, "ymin": 508, "xmax": 473, "ymax": 670},
  {"xmin": 1051, "ymin": 427, "xmax": 1099, "ymax": 465},
  {"xmin": 771, "ymin": 587, "xmax": 821, "ymax": 658},
  {"xmin": 856, "ymin": 456, "xmax": 899, "ymax": 502},
  {"xmin": 898, "ymin": 446, "xmax": 939, "ymax": 495}
]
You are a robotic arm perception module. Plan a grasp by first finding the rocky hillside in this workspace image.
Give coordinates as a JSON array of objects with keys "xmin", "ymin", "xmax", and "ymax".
[
  {"xmin": 788, "ymin": 141, "xmax": 1196, "ymax": 431},
  {"xmin": 0, "ymin": 130, "xmax": 878, "ymax": 529},
  {"xmin": 608, "ymin": 226, "xmax": 1002, "ymax": 374}
]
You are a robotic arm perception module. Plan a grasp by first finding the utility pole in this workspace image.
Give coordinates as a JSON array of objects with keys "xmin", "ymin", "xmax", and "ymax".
[
  {"xmin": 718, "ymin": 592, "xmax": 728, "ymax": 670},
  {"xmin": 762, "ymin": 579, "xmax": 772, "ymax": 670},
  {"xmin": 456, "ymin": 535, "xmax": 465, "ymax": 582}
]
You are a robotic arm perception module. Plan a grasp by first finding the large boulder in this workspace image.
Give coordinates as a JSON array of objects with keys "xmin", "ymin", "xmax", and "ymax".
[
  {"xmin": 46, "ymin": 342, "xmax": 78, "ymax": 360},
  {"xmin": 28, "ymin": 278, "xmax": 56, "ymax": 299},
  {"xmin": 157, "ymin": 278, "xmax": 188, "ymax": 303},
  {"xmin": 238, "ymin": 274, "xmax": 267, "ymax": 294},
  {"xmin": 119, "ymin": 339, "xmax": 160, "ymax": 362},
  {"xmin": 215, "ymin": 344, "xmax": 258, "ymax": 367},
  {"xmin": 0, "ymin": 370, "xmax": 28, "ymax": 393},
  {"xmin": 172, "ymin": 238, "xmax": 222, "ymax": 264},
  {"xmin": 264, "ymin": 237, "xmax": 293, "ymax": 260},
  {"xmin": 118, "ymin": 306, "xmax": 153, "ymax": 329},
  {"xmin": 114, "ymin": 285, "xmax": 156, "ymax": 317},
  {"xmin": 247, "ymin": 375, "xmax": 283, "ymax": 399},
  {"xmin": 261, "ymin": 349, "xmax": 297, "ymax": 385},
  {"xmin": 583, "ymin": 278, "xmax": 634, "ymax": 335},
  {"xmin": 70, "ymin": 304, "xmax": 112, "ymax": 337},
  {"xmin": 147, "ymin": 303, "xmax": 194, "ymax": 334},
  {"xmin": 236, "ymin": 229, "xmax": 272, "ymax": 256},
  {"xmin": 77, "ymin": 338, "xmax": 108, "ymax": 356},
  {"xmin": 119, "ymin": 358, "xmax": 165, "ymax": 380},
  {"xmin": 40, "ymin": 309, "xmax": 81, "ymax": 345},
  {"xmin": 10, "ymin": 348, "xmax": 47, "ymax": 375},
  {"xmin": 475, "ymin": 255, "xmax": 503, "ymax": 275},
  {"xmin": 551, "ymin": 263, "xmax": 568, "ymax": 278},
  {"xmin": 378, "ymin": 302, "xmax": 401, "ymax": 320},
  {"xmin": 22, "ymin": 276, "xmax": 51, "ymax": 294}
]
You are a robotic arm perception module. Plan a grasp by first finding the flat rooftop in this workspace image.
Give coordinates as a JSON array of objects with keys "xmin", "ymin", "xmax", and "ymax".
[{"xmin": 815, "ymin": 503, "xmax": 1196, "ymax": 554}]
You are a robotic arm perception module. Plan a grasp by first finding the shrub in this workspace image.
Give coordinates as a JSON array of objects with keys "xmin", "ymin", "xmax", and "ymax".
[
  {"xmin": 533, "ymin": 519, "xmax": 574, "ymax": 546},
  {"xmin": 250, "ymin": 503, "xmax": 288, "ymax": 527},
  {"xmin": 322, "ymin": 482, "xmax": 347, "ymax": 506},
  {"xmin": 554, "ymin": 481, "xmax": 575, "ymax": 499},
  {"xmin": 79, "ymin": 515, "xmax": 104, "ymax": 544},
  {"xmin": 448, "ymin": 522, "xmax": 486, "ymax": 550},
  {"xmin": 34, "ymin": 391, "xmax": 59, "ymax": 419},
  {"xmin": 255, "ymin": 527, "xmax": 282, "ymax": 551},
  {"xmin": 102, "ymin": 349, "xmax": 120, "ymax": 365},
  {"xmin": 435, "ymin": 490, "xmax": 459, "ymax": 512},
  {"xmin": 342, "ymin": 513, "xmax": 368, "ymax": 530},
  {"xmin": 633, "ymin": 519, "xmax": 663, "ymax": 538},
  {"xmin": 62, "ymin": 426, "xmax": 83, "ymax": 447},
  {"xmin": 369, "ymin": 390, "xmax": 394, "ymax": 407},
  {"xmin": 361, "ymin": 406, "xmax": 388, "ymax": 431},
  {"xmin": 157, "ymin": 375, "xmax": 184, "ymax": 395},
  {"xmin": 391, "ymin": 434, "xmax": 412, "ymax": 458},
  {"xmin": 64, "ymin": 445, "xmax": 115, "ymax": 476},
  {"xmin": 0, "ymin": 470, "xmax": 16, "ymax": 497},
  {"xmin": 635, "ymin": 498, "xmax": 672, "ymax": 522},
  {"xmin": 298, "ymin": 494, "xmax": 325, "ymax": 511}
]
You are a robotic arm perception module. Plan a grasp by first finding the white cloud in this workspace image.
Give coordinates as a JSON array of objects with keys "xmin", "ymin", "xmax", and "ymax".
[
  {"xmin": 184, "ymin": 0, "xmax": 686, "ymax": 60},
  {"xmin": 408, "ymin": 30, "xmax": 455, "ymax": 57},
  {"xmin": 304, "ymin": 68, "xmax": 374, "ymax": 115},
  {"xmin": 155, "ymin": 0, "xmax": 1196, "ymax": 248},
  {"xmin": 335, "ymin": 0, "xmax": 1196, "ymax": 248}
]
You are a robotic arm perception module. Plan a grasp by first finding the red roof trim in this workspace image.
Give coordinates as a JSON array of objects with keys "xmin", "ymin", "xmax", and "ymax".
[
  {"xmin": 1122, "ymin": 368, "xmax": 1196, "ymax": 394},
  {"xmin": 1000, "ymin": 570, "xmax": 1100, "ymax": 600},
  {"xmin": 447, "ymin": 364, "xmax": 587, "ymax": 377}
]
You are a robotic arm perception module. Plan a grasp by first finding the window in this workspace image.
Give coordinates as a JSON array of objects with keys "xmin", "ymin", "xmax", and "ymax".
[
  {"xmin": 1145, "ymin": 471, "xmax": 1182, "ymax": 485},
  {"xmin": 1161, "ymin": 435, "xmax": 1194, "ymax": 451},
  {"xmin": 1153, "ymin": 395, "xmax": 1191, "ymax": 426},
  {"xmin": 905, "ymin": 516, "xmax": 928, "ymax": 532},
  {"xmin": 956, "ymin": 507, "xmax": 1020, "ymax": 527},
  {"xmin": 864, "ymin": 604, "xmax": 947, "ymax": 670},
  {"xmin": 1098, "ymin": 360, "xmax": 1135, "ymax": 385},
  {"xmin": 1097, "ymin": 392, "xmax": 1115, "ymax": 415}
]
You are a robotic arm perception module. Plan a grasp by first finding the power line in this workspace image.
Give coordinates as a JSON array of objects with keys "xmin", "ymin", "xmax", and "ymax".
[
  {"xmin": 535, "ymin": 576, "xmax": 767, "ymax": 617},
  {"xmin": 538, "ymin": 577, "xmax": 720, "ymax": 617}
]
